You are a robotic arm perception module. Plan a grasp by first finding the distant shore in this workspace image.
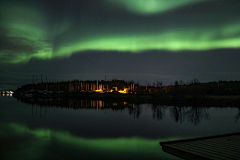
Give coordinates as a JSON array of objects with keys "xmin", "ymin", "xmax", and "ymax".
[
  {"xmin": 13, "ymin": 90, "xmax": 240, "ymax": 107},
  {"xmin": 13, "ymin": 80, "xmax": 240, "ymax": 107}
]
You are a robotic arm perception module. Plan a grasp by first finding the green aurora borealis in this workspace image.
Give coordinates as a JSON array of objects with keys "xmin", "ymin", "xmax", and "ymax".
[
  {"xmin": 1, "ymin": 0, "xmax": 240, "ymax": 64},
  {"xmin": 106, "ymin": 0, "xmax": 204, "ymax": 14},
  {"xmin": 1, "ymin": 0, "xmax": 240, "ymax": 86}
]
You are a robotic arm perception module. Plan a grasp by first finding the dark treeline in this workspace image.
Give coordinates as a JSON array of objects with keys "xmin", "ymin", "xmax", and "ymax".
[
  {"xmin": 147, "ymin": 80, "xmax": 240, "ymax": 107},
  {"xmin": 166, "ymin": 80, "xmax": 240, "ymax": 96},
  {"xmin": 14, "ymin": 79, "xmax": 240, "ymax": 96},
  {"xmin": 13, "ymin": 79, "xmax": 240, "ymax": 106}
]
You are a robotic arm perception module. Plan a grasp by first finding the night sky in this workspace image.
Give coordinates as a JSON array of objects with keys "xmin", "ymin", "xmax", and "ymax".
[{"xmin": 1, "ymin": 0, "xmax": 240, "ymax": 89}]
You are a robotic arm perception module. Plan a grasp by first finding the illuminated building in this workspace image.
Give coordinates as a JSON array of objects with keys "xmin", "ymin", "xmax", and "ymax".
[{"xmin": 22, "ymin": 79, "xmax": 135, "ymax": 94}]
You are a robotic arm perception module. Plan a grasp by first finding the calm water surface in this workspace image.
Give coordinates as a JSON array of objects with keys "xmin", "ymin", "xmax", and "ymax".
[{"xmin": 0, "ymin": 95, "xmax": 240, "ymax": 160}]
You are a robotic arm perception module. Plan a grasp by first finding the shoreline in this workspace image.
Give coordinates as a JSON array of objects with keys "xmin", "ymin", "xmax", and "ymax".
[{"xmin": 13, "ymin": 91, "xmax": 240, "ymax": 107}]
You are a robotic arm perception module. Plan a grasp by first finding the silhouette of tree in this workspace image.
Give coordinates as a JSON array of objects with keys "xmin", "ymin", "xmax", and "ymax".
[
  {"xmin": 190, "ymin": 78, "xmax": 200, "ymax": 84},
  {"xmin": 156, "ymin": 81, "xmax": 163, "ymax": 88},
  {"xmin": 129, "ymin": 80, "xmax": 134, "ymax": 84},
  {"xmin": 179, "ymin": 79, "xmax": 184, "ymax": 85},
  {"xmin": 152, "ymin": 82, "xmax": 156, "ymax": 87},
  {"xmin": 174, "ymin": 80, "xmax": 179, "ymax": 86}
]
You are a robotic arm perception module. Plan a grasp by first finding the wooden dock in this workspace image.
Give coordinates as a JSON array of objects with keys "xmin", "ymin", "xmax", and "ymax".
[{"xmin": 160, "ymin": 132, "xmax": 240, "ymax": 160}]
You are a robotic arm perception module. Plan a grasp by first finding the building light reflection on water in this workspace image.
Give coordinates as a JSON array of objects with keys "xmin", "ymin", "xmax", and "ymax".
[
  {"xmin": 0, "ymin": 94, "xmax": 13, "ymax": 97},
  {"xmin": 76, "ymin": 100, "xmax": 134, "ymax": 109},
  {"xmin": 2, "ymin": 94, "xmax": 13, "ymax": 97},
  {"xmin": 18, "ymin": 98, "xmax": 135, "ymax": 112}
]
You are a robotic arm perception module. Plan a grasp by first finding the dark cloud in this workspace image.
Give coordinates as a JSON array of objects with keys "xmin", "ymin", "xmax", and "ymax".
[
  {"xmin": 0, "ymin": 27, "xmax": 52, "ymax": 63},
  {"xmin": 0, "ymin": 29, "xmax": 41, "ymax": 53}
]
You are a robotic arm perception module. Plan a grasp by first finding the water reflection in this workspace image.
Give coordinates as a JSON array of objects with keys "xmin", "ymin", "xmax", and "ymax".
[
  {"xmin": 169, "ymin": 106, "xmax": 210, "ymax": 125},
  {"xmin": 152, "ymin": 105, "xmax": 166, "ymax": 120},
  {"xmin": 0, "ymin": 122, "xmax": 181, "ymax": 160},
  {"xmin": 128, "ymin": 105, "xmax": 142, "ymax": 119},
  {"xmin": 185, "ymin": 107, "xmax": 210, "ymax": 125},
  {"xmin": 235, "ymin": 108, "xmax": 240, "ymax": 123},
  {"xmin": 16, "ymin": 97, "xmax": 224, "ymax": 125},
  {"xmin": 0, "ymin": 93, "xmax": 13, "ymax": 97},
  {"xmin": 1, "ymin": 96, "xmax": 239, "ymax": 160},
  {"xmin": 170, "ymin": 106, "xmax": 186, "ymax": 124},
  {"xmin": 18, "ymin": 98, "xmax": 134, "ymax": 110}
]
